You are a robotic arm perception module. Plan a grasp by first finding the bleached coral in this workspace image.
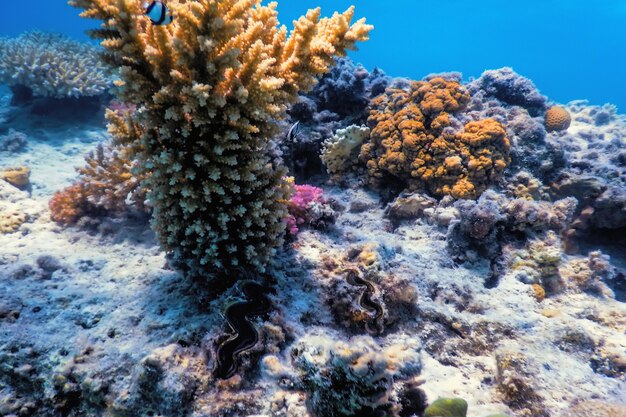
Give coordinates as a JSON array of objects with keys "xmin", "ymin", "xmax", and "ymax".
[
  {"xmin": 0, "ymin": 31, "xmax": 110, "ymax": 99},
  {"xmin": 321, "ymin": 124, "xmax": 370, "ymax": 175},
  {"xmin": 292, "ymin": 331, "xmax": 421, "ymax": 416},
  {"xmin": 70, "ymin": 0, "xmax": 371, "ymax": 277}
]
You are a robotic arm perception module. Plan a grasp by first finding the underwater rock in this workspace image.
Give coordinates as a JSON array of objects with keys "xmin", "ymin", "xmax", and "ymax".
[
  {"xmin": 111, "ymin": 344, "xmax": 203, "ymax": 417},
  {"xmin": 495, "ymin": 348, "xmax": 549, "ymax": 417},
  {"xmin": 385, "ymin": 192, "xmax": 438, "ymax": 223},
  {"xmin": 566, "ymin": 400, "xmax": 626, "ymax": 417},
  {"xmin": 467, "ymin": 67, "xmax": 548, "ymax": 116}
]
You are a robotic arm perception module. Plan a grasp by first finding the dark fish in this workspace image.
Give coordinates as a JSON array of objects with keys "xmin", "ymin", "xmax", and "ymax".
[
  {"xmin": 144, "ymin": 1, "xmax": 173, "ymax": 25},
  {"xmin": 287, "ymin": 121, "xmax": 300, "ymax": 142}
]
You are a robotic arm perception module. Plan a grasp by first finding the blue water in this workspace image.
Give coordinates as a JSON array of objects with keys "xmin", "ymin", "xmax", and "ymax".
[{"xmin": 3, "ymin": 0, "xmax": 625, "ymax": 111}]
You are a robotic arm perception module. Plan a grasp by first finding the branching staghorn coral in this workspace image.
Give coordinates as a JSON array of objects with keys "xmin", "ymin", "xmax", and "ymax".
[
  {"xmin": 0, "ymin": 31, "xmax": 111, "ymax": 100},
  {"xmin": 360, "ymin": 77, "xmax": 511, "ymax": 199},
  {"xmin": 69, "ymin": 0, "xmax": 371, "ymax": 276}
]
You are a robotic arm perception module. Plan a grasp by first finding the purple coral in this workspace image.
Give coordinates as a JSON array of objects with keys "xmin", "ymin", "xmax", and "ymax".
[{"xmin": 467, "ymin": 67, "xmax": 548, "ymax": 116}]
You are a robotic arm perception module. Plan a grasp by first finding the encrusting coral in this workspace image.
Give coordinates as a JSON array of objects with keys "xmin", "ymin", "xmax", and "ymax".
[
  {"xmin": 69, "ymin": 0, "xmax": 372, "ymax": 277},
  {"xmin": 359, "ymin": 77, "xmax": 511, "ymax": 199},
  {"xmin": 0, "ymin": 31, "xmax": 111, "ymax": 101}
]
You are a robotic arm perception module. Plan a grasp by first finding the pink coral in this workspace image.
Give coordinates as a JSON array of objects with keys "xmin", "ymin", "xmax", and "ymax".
[{"xmin": 286, "ymin": 184, "xmax": 327, "ymax": 235}]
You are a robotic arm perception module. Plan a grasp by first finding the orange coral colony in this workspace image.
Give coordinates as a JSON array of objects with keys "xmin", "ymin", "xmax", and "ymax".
[
  {"xmin": 545, "ymin": 105, "xmax": 571, "ymax": 132},
  {"xmin": 359, "ymin": 77, "xmax": 510, "ymax": 199}
]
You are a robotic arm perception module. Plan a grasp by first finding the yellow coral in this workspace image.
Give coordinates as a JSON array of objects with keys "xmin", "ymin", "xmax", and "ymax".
[
  {"xmin": 0, "ymin": 202, "xmax": 26, "ymax": 233},
  {"xmin": 359, "ymin": 78, "xmax": 510, "ymax": 199},
  {"xmin": 69, "ymin": 0, "xmax": 372, "ymax": 276},
  {"xmin": 1, "ymin": 166, "xmax": 30, "ymax": 188}
]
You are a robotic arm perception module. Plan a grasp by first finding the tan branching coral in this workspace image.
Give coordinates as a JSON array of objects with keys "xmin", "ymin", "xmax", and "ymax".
[
  {"xmin": 69, "ymin": 0, "xmax": 371, "ymax": 276},
  {"xmin": 0, "ymin": 31, "xmax": 111, "ymax": 99},
  {"xmin": 49, "ymin": 107, "xmax": 146, "ymax": 225},
  {"xmin": 359, "ymin": 77, "xmax": 510, "ymax": 199}
]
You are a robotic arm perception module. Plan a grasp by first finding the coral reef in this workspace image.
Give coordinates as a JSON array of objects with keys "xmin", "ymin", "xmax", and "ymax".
[
  {"xmin": 547, "ymin": 101, "xmax": 626, "ymax": 232},
  {"xmin": 0, "ymin": 129, "xmax": 28, "ymax": 153},
  {"xmin": 466, "ymin": 67, "xmax": 547, "ymax": 116},
  {"xmin": 285, "ymin": 58, "xmax": 389, "ymax": 181},
  {"xmin": 466, "ymin": 68, "xmax": 564, "ymax": 181},
  {"xmin": 292, "ymin": 331, "xmax": 421, "ymax": 416},
  {"xmin": 447, "ymin": 190, "xmax": 577, "ymax": 286},
  {"xmin": 70, "ymin": 0, "xmax": 372, "ymax": 277},
  {"xmin": 360, "ymin": 77, "xmax": 510, "ymax": 199},
  {"xmin": 0, "ymin": 31, "xmax": 111, "ymax": 101},
  {"xmin": 320, "ymin": 124, "xmax": 370, "ymax": 176},
  {"xmin": 544, "ymin": 106, "xmax": 571, "ymax": 132}
]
